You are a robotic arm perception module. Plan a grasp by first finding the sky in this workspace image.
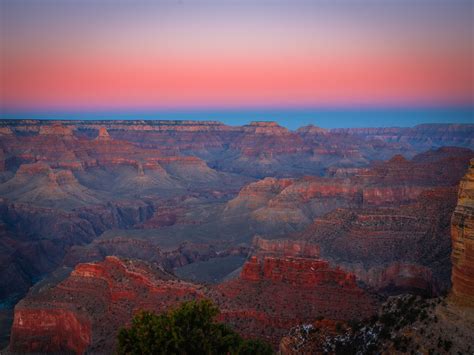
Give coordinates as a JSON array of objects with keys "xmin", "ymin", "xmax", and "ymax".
[{"xmin": 0, "ymin": 0, "xmax": 473, "ymax": 126}]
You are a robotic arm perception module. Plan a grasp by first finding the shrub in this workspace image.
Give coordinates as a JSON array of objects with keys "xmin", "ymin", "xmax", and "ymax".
[
  {"xmin": 236, "ymin": 339, "xmax": 273, "ymax": 355},
  {"xmin": 117, "ymin": 299, "xmax": 273, "ymax": 355},
  {"xmin": 443, "ymin": 340, "xmax": 453, "ymax": 352}
]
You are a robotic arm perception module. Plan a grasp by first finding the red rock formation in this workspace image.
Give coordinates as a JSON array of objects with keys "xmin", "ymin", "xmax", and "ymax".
[
  {"xmin": 0, "ymin": 119, "xmax": 472, "ymax": 350},
  {"xmin": 355, "ymin": 147, "xmax": 473, "ymax": 187},
  {"xmin": 243, "ymin": 121, "xmax": 292, "ymax": 136},
  {"xmin": 225, "ymin": 177, "xmax": 293, "ymax": 211},
  {"xmin": 96, "ymin": 126, "xmax": 111, "ymax": 141},
  {"xmin": 2, "ymin": 120, "xmax": 472, "ymax": 181},
  {"xmin": 234, "ymin": 176, "xmax": 360, "ymax": 226},
  {"xmin": 0, "ymin": 197, "xmax": 154, "ymax": 308},
  {"xmin": 362, "ymin": 186, "xmax": 427, "ymax": 205},
  {"xmin": 451, "ymin": 159, "xmax": 474, "ymax": 306},
  {"xmin": 240, "ymin": 238, "xmax": 354, "ymax": 288},
  {"xmin": 39, "ymin": 123, "xmax": 74, "ymax": 136},
  {"xmin": 0, "ymin": 126, "xmax": 13, "ymax": 135},
  {"xmin": 232, "ymin": 121, "xmax": 306, "ymax": 157},
  {"xmin": 9, "ymin": 257, "xmax": 204, "ymax": 353},
  {"xmin": 227, "ymin": 147, "xmax": 472, "ymax": 231},
  {"xmin": 242, "ymin": 255, "xmax": 356, "ymax": 288},
  {"xmin": 10, "ymin": 309, "xmax": 91, "ymax": 355},
  {"xmin": 8, "ymin": 241, "xmax": 378, "ymax": 352},
  {"xmin": 252, "ymin": 236, "xmax": 320, "ymax": 258},
  {"xmin": 300, "ymin": 187, "xmax": 460, "ymax": 295},
  {"xmin": 240, "ymin": 255, "xmax": 261, "ymax": 281},
  {"xmin": 214, "ymin": 238, "xmax": 378, "ymax": 345},
  {"xmin": 15, "ymin": 162, "xmax": 52, "ymax": 176}
]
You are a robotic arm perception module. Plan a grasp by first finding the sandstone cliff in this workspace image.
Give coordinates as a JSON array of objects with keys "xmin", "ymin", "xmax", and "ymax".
[
  {"xmin": 8, "ymin": 241, "xmax": 378, "ymax": 352},
  {"xmin": 213, "ymin": 238, "xmax": 378, "ymax": 346},
  {"xmin": 450, "ymin": 158, "xmax": 474, "ymax": 306},
  {"xmin": 9, "ymin": 257, "xmax": 204, "ymax": 354}
]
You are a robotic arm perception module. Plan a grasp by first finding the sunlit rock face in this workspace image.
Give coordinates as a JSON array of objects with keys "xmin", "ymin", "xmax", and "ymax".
[
  {"xmin": 9, "ymin": 257, "xmax": 204, "ymax": 354},
  {"xmin": 451, "ymin": 159, "xmax": 474, "ymax": 306},
  {"xmin": 7, "ymin": 249, "xmax": 377, "ymax": 352},
  {"xmin": 10, "ymin": 309, "xmax": 92, "ymax": 355}
]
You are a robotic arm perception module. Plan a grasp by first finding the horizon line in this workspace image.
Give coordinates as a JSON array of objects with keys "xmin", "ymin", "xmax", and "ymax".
[{"xmin": 1, "ymin": 106, "xmax": 472, "ymax": 130}]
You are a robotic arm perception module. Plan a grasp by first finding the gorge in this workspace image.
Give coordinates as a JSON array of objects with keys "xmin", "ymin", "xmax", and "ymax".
[{"xmin": 0, "ymin": 119, "xmax": 473, "ymax": 353}]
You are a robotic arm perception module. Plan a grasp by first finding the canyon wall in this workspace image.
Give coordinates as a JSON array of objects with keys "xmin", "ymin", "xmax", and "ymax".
[
  {"xmin": 451, "ymin": 159, "xmax": 474, "ymax": 306},
  {"xmin": 214, "ymin": 238, "xmax": 378, "ymax": 346},
  {"xmin": 9, "ymin": 257, "xmax": 204, "ymax": 354},
  {"xmin": 8, "ymin": 239, "xmax": 378, "ymax": 352},
  {"xmin": 0, "ymin": 119, "xmax": 473, "ymax": 350}
]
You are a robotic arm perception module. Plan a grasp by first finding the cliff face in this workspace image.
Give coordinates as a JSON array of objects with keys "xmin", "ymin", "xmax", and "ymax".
[
  {"xmin": 240, "ymin": 255, "xmax": 356, "ymax": 287},
  {"xmin": 0, "ymin": 197, "xmax": 155, "ymax": 300},
  {"xmin": 0, "ymin": 121, "xmax": 251, "ymax": 307},
  {"xmin": 8, "ymin": 241, "xmax": 378, "ymax": 353},
  {"xmin": 225, "ymin": 147, "xmax": 473, "ymax": 296},
  {"xmin": 214, "ymin": 238, "xmax": 378, "ymax": 346},
  {"xmin": 252, "ymin": 236, "xmax": 320, "ymax": 258},
  {"xmin": 2, "ymin": 120, "xmax": 472, "ymax": 180},
  {"xmin": 451, "ymin": 159, "xmax": 474, "ymax": 306},
  {"xmin": 11, "ymin": 309, "xmax": 91, "ymax": 354},
  {"xmin": 301, "ymin": 187, "xmax": 458, "ymax": 295},
  {"xmin": 9, "ymin": 257, "xmax": 204, "ymax": 354},
  {"xmin": 231, "ymin": 121, "xmax": 306, "ymax": 158},
  {"xmin": 331, "ymin": 124, "xmax": 474, "ymax": 149},
  {"xmin": 225, "ymin": 147, "xmax": 472, "ymax": 234}
]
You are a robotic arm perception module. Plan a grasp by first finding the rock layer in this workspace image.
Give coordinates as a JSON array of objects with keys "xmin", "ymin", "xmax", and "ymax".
[
  {"xmin": 214, "ymin": 238, "xmax": 378, "ymax": 346},
  {"xmin": 8, "ymin": 241, "xmax": 378, "ymax": 352},
  {"xmin": 9, "ymin": 257, "xmax": 204, "ymax": 354},
  {"xmin": 0, "ymin": 119, "xmax": 473, "ymax": 350},
  {"xmin": 451, "ymin": 159, "xmax": 474, "ymax": 306}
]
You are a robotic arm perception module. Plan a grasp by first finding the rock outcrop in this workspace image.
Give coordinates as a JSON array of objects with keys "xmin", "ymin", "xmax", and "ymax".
[
  {"xmin": 11, "ymin": 309, "xmax": 91, "ymax": 354},
  {"xmin": 214, "ymin": 238, "xmax": 378, "ymax": 346},
  {"xmin": 279, "ymin": 295, "xmax": 474, "ymax": 355},
  {"xmin": 8, "ymin": 242, "xmax": 379, "ymax": 352},
  {"xmin": 95, "ymin": 126, "xmax": 111, "ymax": 141},
  {"xmin": 225, "ymin": 147, "xmax": 472, "ymax": 235},
  {"xmin": 300, "ymin": 187, "xmax": 458, "ymax": 295},
  {"xmin": 9, "ymin": 257, "xmax": 204, "ymax": 354},
  {"xmin": 252, "ymin": 236, "xmax": 320, "ymax": 258},
  {"xmin": 38, "ymin": 123, "xmax": 74, "ymax": 137},
  {"xmin": 450, "ymin": 159, "xmax": 474, "ymax": 306}
]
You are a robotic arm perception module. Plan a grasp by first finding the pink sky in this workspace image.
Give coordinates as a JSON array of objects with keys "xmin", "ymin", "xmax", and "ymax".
[{"xmin": 1, "ymin": 1, "xmax": 472, "ymax": 110}]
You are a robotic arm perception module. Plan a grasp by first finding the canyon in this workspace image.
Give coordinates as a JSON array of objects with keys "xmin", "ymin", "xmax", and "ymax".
[
  {"xmin": 8, "ymin": 239, "xmax": 378, "ymax": 352},
  {"xmin": 279, "ymin": 158, "xmax": 474, "ymax": 354},
  {"xmin": 0, "ymin": 119, "xmax": 473, "ymax": 352}
]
